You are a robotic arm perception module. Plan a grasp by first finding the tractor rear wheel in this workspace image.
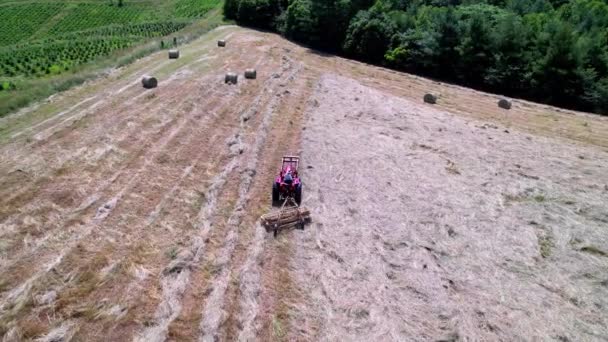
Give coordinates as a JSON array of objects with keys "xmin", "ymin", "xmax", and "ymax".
[
  {"xmin": 295, "ymin": 184, "xmax": 302, "ymax": 205},
  {"xmin": 272, "ymin": 182, "xmax": 280, "ymax": 206}
]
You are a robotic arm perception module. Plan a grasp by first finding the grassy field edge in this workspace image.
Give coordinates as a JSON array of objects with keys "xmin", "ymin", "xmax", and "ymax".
[{"xmin": 0, "ymin": 5, "xmax": 227, "ymax": 118}]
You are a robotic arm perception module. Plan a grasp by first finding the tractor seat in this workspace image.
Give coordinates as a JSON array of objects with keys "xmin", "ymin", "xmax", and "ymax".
[{"xmin": 284, "ymin": 173, "xmax": 293, "ymax": 184}]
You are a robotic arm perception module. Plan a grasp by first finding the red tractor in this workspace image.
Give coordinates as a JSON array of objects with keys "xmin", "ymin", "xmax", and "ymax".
[
  {"xmin": 272, "ymin": 156, "xmax": 302, "ymax": 206},
  {"xmin": 262, "ymin": 156, "xmax": 310, "ymax": 236}
]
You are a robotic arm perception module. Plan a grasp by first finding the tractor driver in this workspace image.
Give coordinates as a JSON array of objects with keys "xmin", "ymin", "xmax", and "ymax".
[{"xmin": 284, "ymin": 170, "xmax": 293, "ymax": 185}]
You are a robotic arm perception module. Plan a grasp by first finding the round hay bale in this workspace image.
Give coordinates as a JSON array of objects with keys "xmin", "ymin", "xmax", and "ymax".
[
  {"xmin": 244, "ymin": 69, "xmax": 257, "ymax": 79},
  {"xmin": 168, "ymin": 49, "xmax": 180, "ymax": 59},
  {"xmin": 225, "ymin": 72, "xmax": 238, "ymax": 85},
  {"xmin": 218, "ymin": 40, "xmax": 226, "ymax": 47},
  {"xmin": 423, "ymin": 93, "xmax": 437, "ymax": 104},
  {"xmin": 142, "ymin": 76, "xmax": 158, "ymax": 89},
  {"xmin": 498, "ymin": 99, "xmax": 512, "ymax": 110}
]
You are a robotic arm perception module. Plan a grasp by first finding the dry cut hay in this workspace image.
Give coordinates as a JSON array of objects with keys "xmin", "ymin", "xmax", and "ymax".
[
  {"xmin": 142, "ymin": 76, "xmax": 158, "ymax": 89},
  {"xmin": 244, "ymin": 69, "xmax": 257, "ymax": 79},
  {"xmin": 168, "ymin": 49, "xmax": 180, "ymax": 59},
  {"xmin": 218, "ymin": 40, "xmax": 226, "ymax": 47},
  {"xmin": 225, "ymin": 72, "xmax": 238, "ymax": 85},
  {"xmin": 498, "ymin": 99, "xmax": 512, "ymax": 110},
  {"xmin": 424, "ymin": 93, "xmax": 437, "ymax": 104}
]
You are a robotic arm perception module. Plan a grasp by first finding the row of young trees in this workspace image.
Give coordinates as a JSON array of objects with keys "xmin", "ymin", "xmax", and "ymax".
[{"xmin": 224, "ymin": 0, "xmax": 608, "ymax": 114}]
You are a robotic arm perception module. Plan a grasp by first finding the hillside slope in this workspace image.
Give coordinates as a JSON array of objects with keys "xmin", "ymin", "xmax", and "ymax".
[
  {"xmin": 0, "ymin": 0, "xmax": 220, "ymax": 76},
  {"xmin": 0, "ymin": 0, "xmax": 222, "ymax": 116},
  {"xmin": 0, "ymin": 26, "xmax": 607, "ymax": 341}
]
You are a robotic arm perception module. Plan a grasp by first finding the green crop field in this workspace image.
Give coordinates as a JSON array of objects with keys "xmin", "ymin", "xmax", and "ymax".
[
  {"xmin": 0, "ymin": 0, "xmax": 221, "ymax": 77},
  {"xmin": 0, "ymin": 0, "xmax": 223, "ymax": 116}
]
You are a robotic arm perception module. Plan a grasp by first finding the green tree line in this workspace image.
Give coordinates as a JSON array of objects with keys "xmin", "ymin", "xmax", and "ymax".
[{"xmin": 225, "ymin": 0, "xmax": 608, "ymax": 114}]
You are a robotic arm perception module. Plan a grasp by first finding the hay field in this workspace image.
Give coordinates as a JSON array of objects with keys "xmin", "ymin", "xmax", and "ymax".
[{"xmin": 0, "ymin": 26, "xmax": 607, "ymax": 341}]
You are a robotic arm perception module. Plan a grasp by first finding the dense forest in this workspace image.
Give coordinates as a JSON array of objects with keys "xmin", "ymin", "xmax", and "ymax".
[{"xmin": 224, "ymin": 0, "xmax": 608, "ymax": 114}]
